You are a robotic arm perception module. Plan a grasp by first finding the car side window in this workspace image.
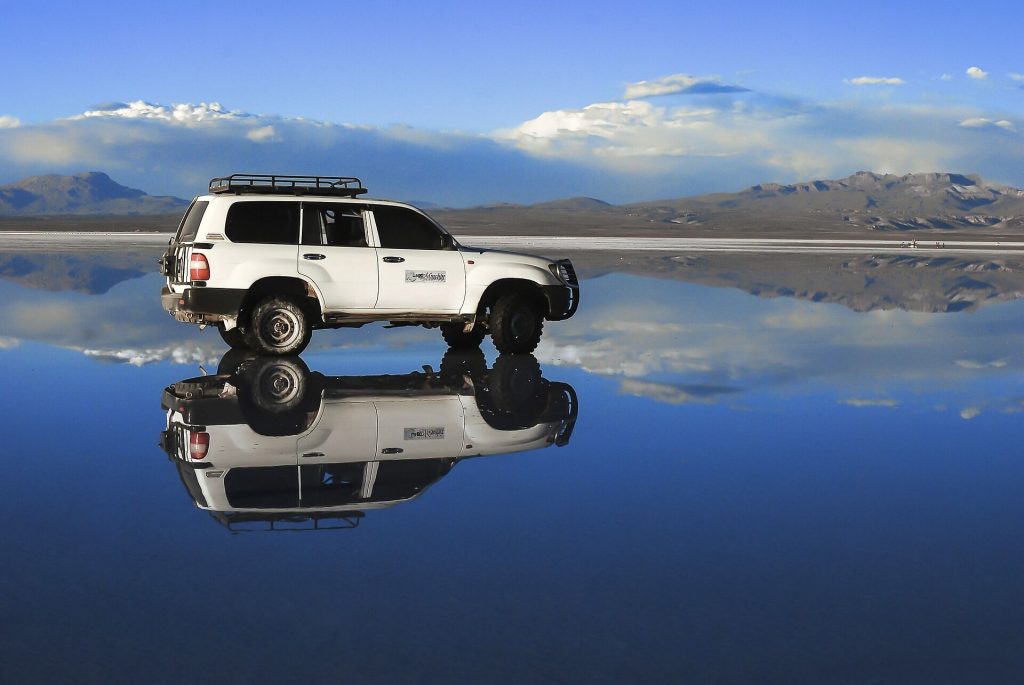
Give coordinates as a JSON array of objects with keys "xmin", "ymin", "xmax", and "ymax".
[
  {"xmin": 373, "ymin": 205, "xmax": 445, "ymax": 250},
  {"xmin": 225, "ymin": 201, "xmax": 300, "ymax": 245},
  {"xmin": 302, "ymin": 203, "xmax": 367, "ymax": 247}
]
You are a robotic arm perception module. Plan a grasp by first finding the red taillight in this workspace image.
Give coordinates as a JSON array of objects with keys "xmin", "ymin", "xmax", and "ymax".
[
  {"xmin": 189, "ymin": 253, "xmax": 210, "ymax": 281},
  {"xmin": 189, "ymin": 432, "xmax": 210, "ymax": 460}
]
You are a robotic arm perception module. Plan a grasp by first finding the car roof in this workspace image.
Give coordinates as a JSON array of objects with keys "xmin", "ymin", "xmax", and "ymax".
[{"xmin": 196, "ymin": 195, "xmax": 421, "ymax": 210}]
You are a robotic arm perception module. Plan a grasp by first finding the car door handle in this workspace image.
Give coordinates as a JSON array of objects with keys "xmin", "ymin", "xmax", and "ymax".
[
  {"xmin": 303, "ymin": 253, "xmax": 326, "ymax": 260},
  {"xmin": 301, "ymin": 452, "xmax": 325, "ymax": 458},
  {"xmin": 382, "ymin": 256, "xmax": 405, "ymax": 263},
  {"xmin": 381, "ymin": 447, "xmax": 404, "ymax": 455}
]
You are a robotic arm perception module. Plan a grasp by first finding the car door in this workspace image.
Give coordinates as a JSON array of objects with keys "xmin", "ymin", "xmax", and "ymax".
[
  {"xmin": 373, "ymin": 395, "xmax": 468, "ymax": 460},
  {"xmin": 297, "ymin": 202, "xmax": 379, "ymax": 311},
  {"xmin": 296, "ymin": 398, "xmax": 378, "ymax": 463},
  {"xmin": 368, "ymin": 205, "xmax": 466, "ymax": 312}
]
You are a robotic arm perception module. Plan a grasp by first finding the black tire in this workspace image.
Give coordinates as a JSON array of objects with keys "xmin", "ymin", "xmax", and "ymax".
[
  {"xmin": 245, "ymin": 357, "xmax": 311, "ymax": 413},
  {"xmin": 216, "ymin": 348, "xmax": 257, "ymax": 376},
  {"xmin": 439, "ymin": 348, "xmax": 487, "ymax": 383},
  {"xmin": 218, "ymin": 324, "xmax": 249, "ymax": 350},
  {"xmin": 440, "ymin": 322, "xmax": 487, "ymax": 349},
  {"xmin": 245, "ymin": 296, "xmax": 311, "ymax": 356},
  {"xmin": 489, "ymin": 294, "xmax": 544, "ymax": 354},
  {"xmin": 479, "ymin": 354, "xmax": 547, "ymax": 429},
  {"xmin": 235, "ymin": 357, "xmax": 319, "ymax": 436}
]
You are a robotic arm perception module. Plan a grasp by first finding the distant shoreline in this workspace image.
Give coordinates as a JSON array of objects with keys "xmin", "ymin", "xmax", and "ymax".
[{"xmin": 4, "ymin": 231, "xmax": 1024, "ymax": 256}]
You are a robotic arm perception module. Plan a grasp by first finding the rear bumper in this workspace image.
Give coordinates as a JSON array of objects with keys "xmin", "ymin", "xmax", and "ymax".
[
  {"xmin": 161, "ymin": 286, "xmax": 246, "ymax": 324},
  {"xmin": 542, "ymin": 284, "xmax": 580, "ymax": 321}
]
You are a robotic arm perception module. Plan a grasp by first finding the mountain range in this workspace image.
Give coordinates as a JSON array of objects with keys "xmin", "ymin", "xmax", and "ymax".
[
  {"xmin": 433, "ymin": 171, "xmax": 1024, "ymax": 236},
  {"xmin": 2, "ymin": 171, "xmax": 1023, "ymax": 236},
  {"xmin": 0, "ymin": 172, "xmax": 188, "ymax": 216},
  {"xmin": 624, "ymin": 171, "xmax": 1024, "ymax": 231}
]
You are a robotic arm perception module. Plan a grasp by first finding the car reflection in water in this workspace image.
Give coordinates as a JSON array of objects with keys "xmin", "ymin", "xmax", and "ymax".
[{"xmin": 159, "ymin": 351, "xmax": 578, "ymax": 532}]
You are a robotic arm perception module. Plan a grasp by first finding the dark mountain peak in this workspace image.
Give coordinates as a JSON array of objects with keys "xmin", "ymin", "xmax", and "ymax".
[
  {"xmin": 7, "ymin": 171, "xmax": 146, "ymax": 201},
  {"xmin": 898, "ymin": 171, "xmax": 978, "ymax": 187},
  {"xmin": 0, "ymin": 171, "xmax": 187, "ymax": 216},
  {"xmin": 741, "ymin": 171, "xmax": 1014, "ymax": 200}
]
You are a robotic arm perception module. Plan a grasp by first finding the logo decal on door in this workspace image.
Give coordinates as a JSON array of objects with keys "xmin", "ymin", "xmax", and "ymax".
[
  {"xmin": 404, "ymin": 427, "xmax": 445, "ymax": 440},
  {"xmin": 405, "ymin": 270, "xmax": 446, "ymax": 283}
]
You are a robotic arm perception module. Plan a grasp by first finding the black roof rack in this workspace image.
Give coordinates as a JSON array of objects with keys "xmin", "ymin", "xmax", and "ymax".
[{"xmin": 209, "ymin": 174, "xmax": 367, "ymax": 197}]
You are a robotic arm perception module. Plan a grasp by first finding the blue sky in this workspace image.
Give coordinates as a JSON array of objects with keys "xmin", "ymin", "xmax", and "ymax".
[{"xmin": 1, "ymin": 1, "xmax": 1022, "ymax": 203}]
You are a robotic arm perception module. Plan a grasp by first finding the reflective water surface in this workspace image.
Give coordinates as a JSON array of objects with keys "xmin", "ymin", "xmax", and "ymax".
[{"xmin": 2, "ymin": 247, "xmax": 1023, "ymax": 683}]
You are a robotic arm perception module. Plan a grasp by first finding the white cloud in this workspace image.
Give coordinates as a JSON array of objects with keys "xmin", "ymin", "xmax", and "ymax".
[
  {"xmin": 960, "ymin": 406, "xmax": 982, "ymax": 420},
  {"xmin": 761, "ymin": 307, "xmax": 833, "ymax": 330},
  {"xmin": 1010, "ymin": 73, "xmax": 1024, "ymax": 81},
  {"xmin": 82, "ymin": 345, "xmax": 219, "ymax": 367},
  {"xmin": 591, "ymin": 321, "xmax": 686, "ymax": 334},
  {"xmin": 246, "ymin": 125, "xmax": 278, "ymax": 142},
  {"xmin": 73, "ymin": 100, "xmax": 247, "ymax": 125},
  {"xmin": 618, "ymin": 379, "xmax": 734, "ymax": 405},
  {"xmin": 498, "ymin": 84, "xmax": 1020, "ymax": 186},
  {"xmin": 940, "ymin": 73, "xmax": 954, "ymax": 81},
  {"xmin": 846, "ymin": 76, "xmax": 905, "ymax": 86},
  {"xmin": 959, "ymin": 118, "xmax": 1016, "ymax": 132},
  {"xmin": 966, "ymin": 66, "xmax": 988, "ymax": 80},
  {"xmin": 500, "ymin": 98, "xmax": 782, "ymax": 166},
  {"xmin": 830, "ymin": 136, "xmax": 960, "ymax": 177},
  {"xmin": 0, "ymin": 102, "xmax": 596, "ymax": 205},
  {"xmin": 840, "ymin": 398, "xmax": 900, "ymax": 408},
  {"xmin": 0, "ymin": 336, "xmax": 20, "ymax": 349},
  {"xmin": 626, "ymin": 74, "xmax": 701, "ymax": 98},
  {"xmin": 0, "ymin": 115, "xmax": 20, "ymax": 128},
  {"xmin": 955, "ymin": 358, "xmax": 1008, "ymax": 368},
  {"xmin": 2, "ymin": 86, "xmax": 1024, "ymax": 205},
  {"xmin": 623, "ymin": 73, "xmax": 748, "ymax": 99}
]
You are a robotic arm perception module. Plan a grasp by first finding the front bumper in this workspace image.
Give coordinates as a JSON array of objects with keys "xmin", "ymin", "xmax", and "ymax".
[{"xmin": 161, "ymin": 286, "xmax": 246, "ymax": 324}]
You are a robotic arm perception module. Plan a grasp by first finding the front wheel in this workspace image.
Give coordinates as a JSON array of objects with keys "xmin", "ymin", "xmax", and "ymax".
[
  {"xmin": 245, "ymin": 296, "xmax": 311, "ymax": 356},
  {"xmin": 218, "ymin": 323, "xmax": 249, "ymax": 350},
  {"xmin": 489, "ymin": 294, "xmax": 543, "ymax": 354}
]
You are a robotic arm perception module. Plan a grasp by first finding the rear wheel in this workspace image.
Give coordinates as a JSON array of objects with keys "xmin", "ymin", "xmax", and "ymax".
[
  {"xmin": 489, "ymin": 293, "xmax": 543, "ymax": 354},
  {"xmin": 245, "ymin": 357, "xmax": 311, "ymax": 413},
  {"xmin": 440, "ymin": 322, "xmax": 487, "ymax": 349},
  {"xmin": 235, "ymin": 357, "xmax": 318, "ymax": 435},
  {"xmin": 218, "ymin": 324, "xmax": 249, "ymax": 350},
  {"xmin": 217, "ymin": 348, "xmax": 257, "ymax": 376},
  {"xmin": 245, "ymin": 296, "xmax": 311, "ymax": 356}
]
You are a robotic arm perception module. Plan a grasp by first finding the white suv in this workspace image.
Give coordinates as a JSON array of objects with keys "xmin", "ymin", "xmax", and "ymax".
[{"xmin": 160, "ymin": 174, "xmax": 580, "ymax": 355}]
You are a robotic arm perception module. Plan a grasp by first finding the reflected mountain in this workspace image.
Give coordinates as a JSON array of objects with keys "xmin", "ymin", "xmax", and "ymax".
[
  {"xmin": 573, "ymin": 252, "xmax": 1024, "ymax": 313},
  {"xmin": 4, "ymin": 237, "xmax": 1024, "ymax": 314},
  {"xmin": 159, "ymin": 351, "xmax": 578, "ymax": 532},
  {"xmin": 0, "ymin": 251, "xmax": 151, "ymax": 294}
]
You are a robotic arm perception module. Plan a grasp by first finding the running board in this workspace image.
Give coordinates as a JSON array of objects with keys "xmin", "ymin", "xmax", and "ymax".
[{"xmin": 323, "ymin": 312, "xmax": 470, "ymax": 326}]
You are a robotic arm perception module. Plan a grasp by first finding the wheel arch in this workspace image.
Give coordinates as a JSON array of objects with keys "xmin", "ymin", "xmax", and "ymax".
[
  {"xmin": 475, "ymin": 278, "xmax": 547, "ymax": 317},
  {"xmin": 239, "ymin": 276, "xmax": 323, "ymax": 325}
]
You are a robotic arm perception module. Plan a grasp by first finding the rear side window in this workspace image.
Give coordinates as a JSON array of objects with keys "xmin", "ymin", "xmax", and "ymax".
[
  {"xmin": 225, "ymin": 467, "xmax": 298, "ymax": 508},
  {"xmin": 373, "ymin": 205, "xmax": 445, "ymax": 250},
  {"xmin": 175, "ymin": 200, "xmax": 209, "ymax": 242},
  {"xmin": 225, "ymin": 201, "xmax": 300, "ymax": 245},
  {"xmin": 302, "ymin": 203, "xmax": 368, "ymax": 247}
]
